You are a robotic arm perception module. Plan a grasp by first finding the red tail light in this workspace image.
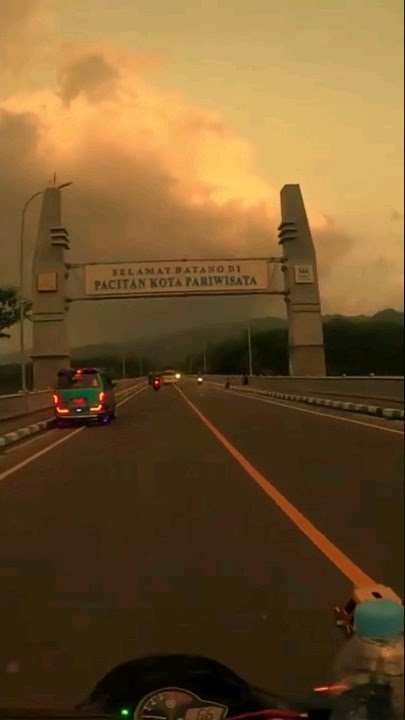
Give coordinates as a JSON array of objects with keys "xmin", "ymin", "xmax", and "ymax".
[
  {"xmin": 99, "ymin": 391, "xmax": 106, "ymax": 402},
  {"xmin": 153, "ymin": 379, "xmax": 161, "ymax": 387},
  {"xmin": 53, "ymin": 394, "xmax": 59, "ymax": 405}
]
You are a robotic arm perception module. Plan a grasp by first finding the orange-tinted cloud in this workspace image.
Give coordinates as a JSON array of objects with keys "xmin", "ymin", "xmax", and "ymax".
[
  {"xmin": 0, "ymin": 2, "xmax": 402, "ymax": 351},
  {"xmin": 0, "ymin": 0, "xmax": 57, "ymax": 77},
  {"xmin": 0, "ymin": 41, "xmax": 336, "ymax": 265},
  {"xmin": 391, "ymin": 209, "xmax": 404, "ymax": 223}
]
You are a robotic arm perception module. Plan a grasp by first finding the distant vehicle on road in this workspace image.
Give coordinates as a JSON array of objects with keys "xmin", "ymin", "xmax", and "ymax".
[
  {"xmin": 148, "ymin": 371, "xmax": 162, "ymax": 385},
  {"xmin": 162, "ymin": 369, "xmax": 180, "ymax": 384},
  {"xmin": 53, "ymin": 367, "xmax": 116, "ymax": 425}
]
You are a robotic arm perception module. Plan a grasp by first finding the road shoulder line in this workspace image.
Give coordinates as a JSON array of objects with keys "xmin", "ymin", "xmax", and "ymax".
[{"xmin": 207, "ymin": 381, "xmax": 404, "ymax": 420}]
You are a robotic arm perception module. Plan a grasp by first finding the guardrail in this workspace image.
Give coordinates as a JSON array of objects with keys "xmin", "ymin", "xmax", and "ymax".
[
  {"xmin": 198, "ymin": 375, "xmax": 404, "ymax": 405},
  {"xmin": 0, "ymin": 378, "xmax": 145, "ymax": 421}
]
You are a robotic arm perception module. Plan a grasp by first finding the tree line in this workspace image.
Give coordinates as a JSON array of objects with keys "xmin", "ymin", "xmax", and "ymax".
[
  {"xmin": 1, "ymin": 320, "xmax": 403, "ymax": 394},
  {"xmin": 0, "ymin": 287, "xmax": 31, "ymax": 338},
  {"xmin": 1, "ymin": 285, "xmax": 403, "ymax": 393},
  {"xmin": 189, "ymin": 318, "xmax": 404, "ymax": 376}
]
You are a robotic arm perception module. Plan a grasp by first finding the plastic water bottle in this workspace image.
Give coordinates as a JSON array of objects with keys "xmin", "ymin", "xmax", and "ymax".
[{"xmin": 332, "ymin": 599, "xmax": 404, "ymax": 719}]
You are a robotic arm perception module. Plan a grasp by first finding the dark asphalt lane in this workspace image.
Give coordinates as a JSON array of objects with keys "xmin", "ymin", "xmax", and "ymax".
[
  {"xmin": 185, "ymin": 381, "xmax": 404, "ymax": 597},
  {"xmin": 0, "ymin": 381, "xmax": 402, "ymax": 712},
  {"xmin": 215, "ymin": 384, "xmax": 405, "ymax": 432}
]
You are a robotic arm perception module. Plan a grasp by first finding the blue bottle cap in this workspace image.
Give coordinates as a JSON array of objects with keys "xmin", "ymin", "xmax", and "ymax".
[{"xmin": 354, "ymin": 599, "xmax": 404, "ymax": 639}]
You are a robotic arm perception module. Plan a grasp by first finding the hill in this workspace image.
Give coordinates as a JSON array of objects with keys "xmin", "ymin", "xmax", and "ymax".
[
  {"xmin": 72, "ymin": 309, "xmax": 404, "ymax": 363},
  {"xmin": 0, "ymin": 309, "xmax": 403, "ymax": 371},
  {"xmin": 0, "ymin": 309, "xmax": 403, "ymax": 392}
]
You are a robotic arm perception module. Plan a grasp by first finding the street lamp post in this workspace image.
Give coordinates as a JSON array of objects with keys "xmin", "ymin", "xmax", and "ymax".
[
  {"xmin": 19, "ymin": 191, "xmax": 44, "ymax": 394},
  {"xmin": 247, "ymin": 322, "xmax": 253, "ymax": 376},
  {"xmin": 19, "ymin": 182, "xmax": 73, "ymax": 394}
]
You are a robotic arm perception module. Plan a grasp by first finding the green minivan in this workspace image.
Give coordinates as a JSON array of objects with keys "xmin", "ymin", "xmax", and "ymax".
[{"xmin": 53, "ymin": 367, "xmax": 117, "ymax": 424}]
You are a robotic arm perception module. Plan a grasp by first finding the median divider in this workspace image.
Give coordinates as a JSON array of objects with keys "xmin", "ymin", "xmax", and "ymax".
[
  {"xmin": 0, "ymin": 381, "xmax": 146, "ymax": 450},
  {"xmin": 207, "ymin": 381, "xmax": 404, "ymax": 421}
]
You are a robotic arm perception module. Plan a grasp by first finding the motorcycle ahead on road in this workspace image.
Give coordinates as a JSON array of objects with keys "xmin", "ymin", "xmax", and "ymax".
[{"xmin": 152, "ymin": 377, "xmax": 162, "ymax": 391}]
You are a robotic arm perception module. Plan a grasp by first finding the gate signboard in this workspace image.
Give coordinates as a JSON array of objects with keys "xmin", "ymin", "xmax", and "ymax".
[
  {"xmin": 84, "ymin": 259, "xmax": 271, "ymax": 297},
  {"xmin": 28, "ymin": 183, "xmax": 326, "ymax": 390}
]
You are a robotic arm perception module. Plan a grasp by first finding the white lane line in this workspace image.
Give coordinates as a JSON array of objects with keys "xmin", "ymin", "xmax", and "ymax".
[
  {"xmin": 209, "ymin": 385, "xmax": 404, "ymax": 435},
  {"xmin": 0, "ymin": 385, "xmax": 147, "ymax": 481}
]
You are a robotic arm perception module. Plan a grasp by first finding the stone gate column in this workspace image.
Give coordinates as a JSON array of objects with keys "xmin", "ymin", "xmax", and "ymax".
[
  {"xmin": 31, "ymin": 188, "xmax": 70, "ymax": 389},
  {"xmin": 278, "ymin": 184, "xmax": 326, "ymax": 376}
]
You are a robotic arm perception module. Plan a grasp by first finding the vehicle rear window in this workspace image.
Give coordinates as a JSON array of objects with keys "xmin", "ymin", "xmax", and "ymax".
[
  {"xmin": 56, "ymin": 374, "xmax": 100, "ymax": 389},
  {"xmin": 163, "ymin": 370, "xmax": 175, "ymax": 376}
]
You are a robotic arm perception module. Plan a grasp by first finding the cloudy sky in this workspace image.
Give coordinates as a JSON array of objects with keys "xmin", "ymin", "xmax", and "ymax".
[{"xmin": 0, "ymin": 0, "xmax": 403, "ymax": 351}]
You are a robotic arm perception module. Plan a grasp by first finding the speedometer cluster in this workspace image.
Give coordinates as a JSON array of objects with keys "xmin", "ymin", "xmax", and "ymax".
[{"xmin": 135, "ymin": 688, "xmax": 228, "ymax": 720}]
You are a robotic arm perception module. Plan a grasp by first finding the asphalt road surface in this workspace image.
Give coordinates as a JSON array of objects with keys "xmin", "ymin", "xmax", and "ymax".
[{"xmin": 1, "ymin": 379, "xmax": 403, "ymax": 711}]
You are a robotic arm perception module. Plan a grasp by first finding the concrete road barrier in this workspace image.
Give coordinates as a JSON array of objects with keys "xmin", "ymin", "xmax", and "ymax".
[
  {"xmin": 201, "ymin": 375, "xmax": 404, "ymax": 406},
  {"xmin": 204, "ymin": 379, "xmax": 404, "ymax": 420}
]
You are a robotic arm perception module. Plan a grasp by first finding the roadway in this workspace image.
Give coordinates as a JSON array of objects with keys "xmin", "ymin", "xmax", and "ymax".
[
  {"xmin": 208, "ymin": 378, "xmax": 405, "ymax": 410},
  {"xmin": 0, "ymin": 379, "xmax": 403, "ymax": 711}
]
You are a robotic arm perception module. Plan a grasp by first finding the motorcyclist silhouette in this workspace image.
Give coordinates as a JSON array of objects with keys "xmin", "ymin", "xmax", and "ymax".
[
  {"xmin": 2, "ymin": 584, "xmax": 402, "ymax": 719},
  {"xmin": 77, "ymin": 584, "xmax": 401, "ymax": 718}
]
